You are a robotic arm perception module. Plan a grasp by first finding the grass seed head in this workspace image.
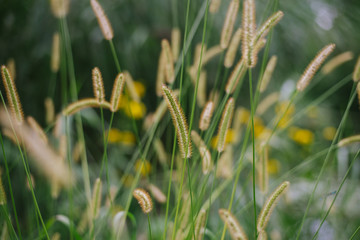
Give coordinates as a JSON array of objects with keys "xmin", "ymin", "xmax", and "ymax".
[
  {"xmin": 50, "ymin": 0, "xmax": 70, "ymax": 18},
  {"xmin": 242, "ymin": 0, "xmax": 256, "ymax": 68},
  {"xmin": 162, "ymin": 39, "xmax": 175, "ymax": 84},
  {"xmin": 171, "ymin": 28, "xmax": 181, "ymax": 61},
  {"xmin": 217, "ymin": 98, "xmax": 235, "ymax": 152},
  {"xmin": 133, "ymin": 188, "xmax": 153, "ymax": 214},
  {"xmin": 224, "ymin": 28, "xmax": 242, "ymax": 68},
  {"xmin": 260, "ymin": 56, "xmax": 278, "ymax": 92},
  {"xmin": 220, "ymin": 0, "xmax": 240, "ymax": 49},
  {"xmin": 63, "ymin": 98, "xmax": 111, "ymax": 115},
  {"xmin": 92, "ymin": 67, "xmax": 105, "ymax": 102},
  {"xmin": 51, "ymin": 33, "xmax": 60, "ymax": 73},
  {"xmin": 193, "ymin": 209, "xmax": 207, "ymax": 240},
  {"xmin": 199, "ymin": 101, "xmax": 215, "ymax": 131},
  {"xmin": 191, "ymin": 131, "xmax": 212, "ymax": 174},
  {"xmin": 255, "ymin": 11, "xmax": 284, "ymax": 44},
  {"xmin": 219, "ymin": 209, "xmax": 248, "ymax": 240},
  {"xmin": 226, "ymin": 59, "xmax": 248, "ymax": 94},
  {"xmin": 209, "ymin": 0, "xmax": 222, "ymax": 13},
  {"xmin": 322, "ymin": 51, "xmax": 353, "ymax": 75},
  {"xmin": 110, "ymin": 73, "xmax": 126, "ymax": 112},
  {"xmin": 91, "ymin": 0, "xmax": 114, "ymax": 40},
  {"xmin": 353, "ymin": 55, "xmax": 360, "ymax": 82},
  {"xmin": 91, "ymin": 178, "xmax": 102, "ymax": 219}
]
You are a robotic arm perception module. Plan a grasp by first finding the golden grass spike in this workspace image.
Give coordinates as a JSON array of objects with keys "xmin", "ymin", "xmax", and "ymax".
[
  {"xmin": 197, "ymin": 71, "xmax": 207, "ymax": 107},
  {"xmin": 251, "ymin": 38, "xmax": 267, "ymax": 67},
  {"xmin": 171, "ymin": 28, "xmax": 181, "ymax": 62},
  {"xmin": 63, "ymin": 98, "xmax": 111, "ymax": 115},
  {"xmin": 90, "ymin": 0, "xmax": 114, "ymax": 40},
  {"xmin": 224, "ymin": 28, "xmax": 242, "ymax": 68},
  {"xmin": 258, "ymin": 143, "xmax": 268, "ymax": 193},
  {"xmin": 91, "ymin": 178, "xmax": 102, "ymax": 219},
  {"xmin": 219, "ymin": 209, "xmax": 248, "ymax": 240},
  {"xmin": 50, "ymin": 0, "xmax": 69, "ymax": 18},
  {"xmin": 220, "ymin": 0, "xmax": 240, "ymax": 49},
  {"xmin": 193, "ymin": 209, "xmax": 207, "ymax": 240},
  {"xmin": 162, "ymin": 85, "xmax": 192, "ymax": 158},
  {"xmin": 203, "ymin": 45, "xmax": 224, "ymax": 66},
  {"xmin": 51, "ymin": 33, "xmax": 60, "ymax": 73},
  {"xmin": 257, "ymin": 181, "xmax": 289, "ymax": 231},
  {"xmin": 191, "ymin": 131, "xmax": 212, "ymax": 174},
  {"xmin": 199, "ymin": 101, "xmax": 214, "ymax": 131},
  {"xmin": 0, "ymin": 176, "xmax": 6, "ymax": 205},
  {"xmin": 154, "ymin": 138, "xmax": 167, "ymax": 165},
  {"xmin": 242, "ymin": 0, "xmax": 256, "ymax": 68},
  {"xmin": 193, "ymin": 43, "xmax": 207, "ymax": 69},
  {"xmin": 92, "ymin": 67, "xmax": 105, "ymax": 102},
  {"xmin": 151, "ymin": 90, "xmax": 180, "ymax": 127},
  {"xmin": 260, "ymin": 56, "xmax": 278, "ymax": 92},
  {"xmin": 255, "ymin": 11, "xmax": 284, "ymax": 44},
  {"xmin": 27, "ymin": 116, "xmax": 48, "ymax": 144},
  {"xmin": 1, "ymin": 65, "xmax": 24, "ymax": 124},
  {"xmin": 133, "ymin": 188, "xmax": 153, "ymax": 214},
  {"xmin": 110, "ymin": 73, "xmax": 126, "ymax": 112},
  {"xmin": 162, "ymin": 39, "xmax": 175, "ymax": 84},
  {"xmin": 256, "ymin": 92, "xmax": 279, "ymax": 116},
  {"xmin": 124, "ymin": 71, "xmax": 141, "ymax": 102},
  {"xmin": 353, "ymin": 56, "xmax": 360, "ymax": 82},
  {"xmin": 257, "ymin": 230, "xmax": 267, "ymax": 240},
  {"xmin": 296, "ymin": 44, "xmax": 336, "ymax": 92},
  {"xmin": 45, "ymin": 98, "xmax": 55, "ymax": 124},
  {"xmin": 217, "ymin": 98, "xmax": 235, "ymax": 152},
  {"xmin": 148, "ymin": 183, "xmax": 166, "ymax": 203},
  {"xmin": 156, "ymin": 50, "xmax": 166, "ymax": 96},
  {"xmin": 338, "ymin": 135, "xmax": 360, "ymax": 147},
  {"xmin": 6, "ymin": 58, "xmax": 16, "ymax": 81},
  {"xmin": 322, "ymin": 51, "xmax": 353, "ymax": 75},
  {"xmin": 225, "ymin": 59, "xmax": 247, "ymax": 94},
  {"xmin": 209, "ymin": 0, "xmax": 222, "ymax": 13}
]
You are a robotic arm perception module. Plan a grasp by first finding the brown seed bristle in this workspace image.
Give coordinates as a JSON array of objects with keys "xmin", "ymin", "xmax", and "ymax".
[
  {"xmin": 296, "ymin": 44, "xmax": 336, "ymax": 92},
  {"xmin": 92, "ymin": 67, "xmax": 105, "ymax": 102},
  {"xmin": 110, "ymin": 73, "xmax": 126, "ymax": 112},
  {"xmin": 220, "ymin": 0, "xmax": 240, "ymax": 49},
  {"xmin": 199, "ymin": 101, "xmax": 214, "ymax": 131},
  {"xmin": 224, "ymin": 28, "xmax": 242, "ymax": 68},
  {"xmin": 133, "ymin": 188, "xmax": 153, "ymax": 214},
  {"xmin": 91, "ymin": 0, "xmax": 114, "ymax": 40}
]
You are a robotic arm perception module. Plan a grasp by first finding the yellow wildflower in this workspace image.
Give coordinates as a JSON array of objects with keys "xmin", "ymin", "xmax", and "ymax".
[
  {"xmin": 323, "ymin": 126, "xmax": 336, "ymax": 141},
  {"xmin": 108, "ymin": 128, "xmax": 122, "ymax": 143},
  {"xmin": 107, "ymin": 129, "xmax": 136, "ymax": 145},
  {"xmin": 123, "ymin": 101, "xmax": 146, "ymax": 119},
  {"xmin": 134, "ymin": 159, "xmax": 152, "ymax": 177},
  {"xmin": 134, "ymin": 81, "xmax": 146, "ymax": 98},
  {"xmin": 239, "ymin": 108, "xmax": 250, "ymax": 124},
  {"xmin": 119, "ymin": 131, "xmax": 136, "ymax": 145},
  {"xmin": 268, "ymin": 159, "xmax": 280, "ymax": 174},
  {"xmin": 288, "ymin": 127, "xmax": 314, "ymax": 145}
]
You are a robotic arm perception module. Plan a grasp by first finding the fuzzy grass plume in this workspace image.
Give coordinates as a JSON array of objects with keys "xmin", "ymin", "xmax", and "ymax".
[
  {"xmin": 219, "ymin": 209, "xmax": 248, "ymax": 240},
  {"xmin": 133, "ymin": 188, "xmax": 153, "ymax": 214},
  {"xmin": 217, "ymin": 98, "xmax": 235, "ymax": 152},
  {"xmin": 92, "ymin": 67, "xmax": 105, "ymax": 102},
  {"xmin": 91, "ymin": 0, "xmax": 114, "ymax": 40},
  {"xmin": 110, "ymin": 73, "xmax": 126, "ymax": 112}
]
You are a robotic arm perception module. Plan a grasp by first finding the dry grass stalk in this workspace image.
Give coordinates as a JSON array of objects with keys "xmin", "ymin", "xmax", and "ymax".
[
  {"xmin": 219, "ymin": 209, "xmax": 248, "ymax": 240},
  {"xmin": 338, "ymin": 135, "xmax": 360, "ymax": 147},
  {"xmin": 51, "ymin": 33, "xmax": 60, "ymax": 73},
  {"xmin": 156, "ymin": 50, "xmax": 166, "ymax": 96},
  {"xmin": 321, "ymin": 51, "xmax": 353, "ymax": 74},
  {"xmin": 257, "ymin": 181, "xmax": 289, "ymax": 231},
  {"xmin": 1, "ymin": 65, "xmax": 24, "ymax": 124},
  {"xmin": 124, "ymin": 71, "xmax": 141, "ymax": 102},
  {"xmin": 162, "ymin": 39, "xmax": 175, "ymax": 84},
  {"xmin": 171, "ymin": 28, "xmax": 181, "ymax": 61},
  {"xmin": 27, "ymin": 116, "xmax": 48, "ymax": 144},
  {"xmin": 162, "ymin": 85, "xmax": 192, "ymax": 158},
  {"xmin": 209, "ymin": 0, "xmax": 222, "ymax": 13},
  {"xmin": 110, "ymin": 73, "xmax": 126, "ymax": 112},
  {"xmin": 191, "ymin": 131, "xmax": 212, "ymax": 174},
  {"xmin": 45, "ymin": 98, "xmax": 55, "ymax": 124},
  {"xmin": 225, "ymin": 59, "xmax": 247, "ymax": 94},
  {"xmin": 353, "ymin": 55, "xmax": 360, "ymax": 82},
  {"xmin": 91, "ymin": 178, "xmax": 102, "ymax": 219},
  {"xmin": 242, "ymin": 0, "xmax": 256, "ymax": 68},
  {"xmin": 50, "ymin": 0, "xmax": 70, "ymax": 18},
  {"xmin": 217, "ymin": 98, "xmax": 235, "ymax": 152},
  {"xmin": 63, "ymin": 98, "xmax": 111, "ymax": 116},
  {"xmin": 133, "ymin": 188, "xmax": 153, "ymax": 213},
  {"xmin": 224, "ymin": 28, "xmax": 242, "ymax": 68},
  {"xmin": 296, "ymin": 44, "xmax": 336, "ymax": 91},
  {"xmin": 260, "ymin": 56, "xmax": 278, "ymax": 92},
  {"xmin": 256, "ymin": 92, "xmax": 279, "ymax": 115},
  {"xmin": 220, "ymin": 0, "xmax": 240, "ymax": 49},
  {"xmin": 92, "ymin": 67, "xmax": 105, "ymax": 102},
  {"xmin": 255, "ymin": 11, "xmax": 284, "ymax": 44},
  {"xmin": 147, "ymin": 183, "xmax": 166, "ymax": 203},
  {"xmin": 193, "ymin": 209, "xmax": 207, "ymax": 240},
  {"xmin": 91, "ymin": 0, "xmax": 114, "ymax": 40},
  {"xmin": 199, "ymin": 101, "xmax": 214, "ymax": 131}
]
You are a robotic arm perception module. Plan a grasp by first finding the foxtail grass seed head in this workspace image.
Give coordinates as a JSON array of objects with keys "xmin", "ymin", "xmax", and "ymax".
[
  {"xmin": 217, "ymin": 98, "xmax": 235, "ymax": 152},
  {"xmin": 193, "ymin": 43, "xmax": 207, "ymax": 69},
  {"xmin": 133, "ymin": 188, "xmax": 153, "ymax": 214},
  {"xmin": 91, "ymin": 0, "xmax": 114, "ymax": 40},
  {"xmin": 110, "ymin": 73, "xmax": 126, "ymax": 112},
  {"xmin": 27, "ymin": 116, "xmax": 48, "ymax": 144},
  {"xmin": 226, "ymin": 59, "xmax": 247, "ymax": 94},
  {"xmin": 193, "ymin": 209, "xmax": 207, "ymax": 240},
  {"xmin": 191, "ymin": 131, "xmax": 212, "ymax": 174},
  {"xmin": 199, "ymin": 101, "xmax": 214, "ymax": 131},
  {"xmin": 91, "ymin": 178, "xmax": 102, "ymax": 219},
  {"xmin": 296, "ymin": 44, "xmax": 335, "ymax": 92},
  {"xmin": 156, "ymin": 50, "xmax": 166, "ymax": 96},
  {"xmin": 148, "ymin": 183, "xmax": 166, "ymax": 203},
  {"xmin": 92, "ymin": 67, "xmax": 105, "ymax": 102},
  {"xmin": 256, "ymin": 92, "xmax": 279, "ymax": 115},
  {"xmin": 1, "ymin": 65, "xmax": 24, "ymax": 124},
  {"xmin": 242, "ymin": 0, "xmax": 256, "ymax": 68},
  {"xmin": 257, "ymin": 230, "xmax": 268, "ymax": 240},
  {"xmin": 58, "ymin": 135, "xmax": 67, "ymax": 159},
  {"xmin": 251, "ymin": 38, "xmax": 267, "ymax": 67},
  {"xmin": 220, "ymin": 0, "xmax": 240, "ymax": 49},
  {"xmin": 353, "ymin": 55, "xmax": 360, "ymax": 82},
  {"xmin": 197, "ymin": 71, "xmax": 207, "ymax": 107},
  {"xmin": 124, "ymin": 71, "xmax": 140, "ymax": 102},
  {"xmin": 45, "ymin": 97, "xmax": 55, "ymax": 124},
  {"xmin": 260, "ymin": 56, "xmax": 278, "ymax": 92},
  {"xmin": 209, "ymin": 0, "xmax": 222, "ymax": 13},
  {"xmin": 338, "ymin": 135, "xmax": 360, "ymax": 147},
  {"xmin": 154, "ymin": 138, "xmax": 167, "ymax": 165},
  {"xmin": 63, "ymin": 98, "xmax": 111, "ymax": 115},
  {"xmin": 224, "ymin": 28, "xmax": 242, "ymax": 68},
  {"xmin": 162, "ymin": 85, "xmax": 192, "ymax": 158},
  {"xmin": 50, "ymin": 0, "xmax": 70, "ymax": 18},
  {"xmin": 258, "ymin": 143, "xmax": 269, "ymax": 193},
  {"xmin": 203, "ymin": 45, "xmax": 224, "ymax": 66},
  {"xmin": 255, "ymin": 11, "xmax": 284, "ymax": 44},
  {"xmin": 162, "ymin": 39, "xmax": 175, "ymax": 84},
  {"xmin": 321, "ymin": 51, "xmax": 353, "ymax": 75},
  {"xmin": 171, "ymin": 28, "xmax": 181, "ymax": 62},
  {"xmin": 257, "ymin": 181, "xmax": 289, "ymax": 231},
  {"xmin": 219, "ymin": 209, "xmax": 248, "ymax": 240},
  {"xmin": 0, "ymin": 176, "xmax": 6, "ymax": 205},
  {"xmin": 6, "ymin": 58, "xmax": 16, "ymax": 81},
  {"xmin": 51, "ymin": 33, "xmax": 60, "ymax": 73}
]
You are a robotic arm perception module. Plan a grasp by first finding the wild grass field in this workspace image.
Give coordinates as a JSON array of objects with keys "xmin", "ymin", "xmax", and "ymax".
[{"xmin": 1, "ymin": 0, "xmax": 360, "ymax": 239}]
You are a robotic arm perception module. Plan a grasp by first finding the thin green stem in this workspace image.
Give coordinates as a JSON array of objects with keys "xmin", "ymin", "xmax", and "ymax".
[
  {"xmin": 109, "ymin": 40, "xmax": 121, "ymax": 72},
  {"xmin": 350, "ymin": 225, "xmax": 360, "ymax": 240},
  {"xmin": 147, "ymin": 214, "xmax": 152, "ymax": 240}
]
